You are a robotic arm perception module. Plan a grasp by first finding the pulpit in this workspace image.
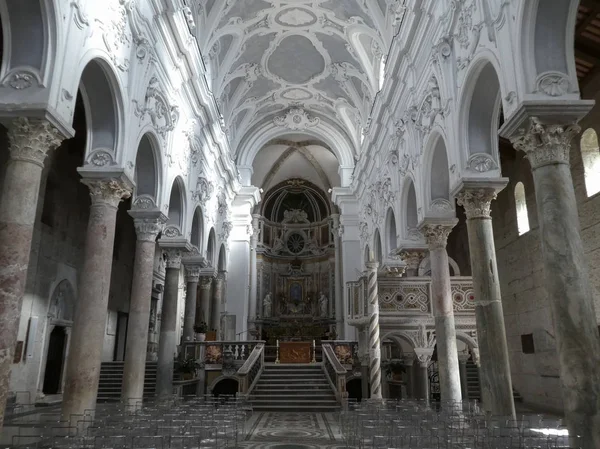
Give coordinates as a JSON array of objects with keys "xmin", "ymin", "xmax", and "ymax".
[{"xmin": 279, "ymin": 341, "xmax": 312, "ymax": 363}]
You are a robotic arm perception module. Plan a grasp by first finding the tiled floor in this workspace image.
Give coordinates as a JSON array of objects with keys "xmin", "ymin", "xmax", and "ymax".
[{"xmin": 239, "ymin": 412, "xmax": 344, "ymax": 448}]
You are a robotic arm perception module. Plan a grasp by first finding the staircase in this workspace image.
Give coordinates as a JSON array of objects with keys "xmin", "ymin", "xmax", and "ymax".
[
  {"xmin": 465, "ymin": 360, "xmax": 523, "ymax": 403},
  {"xmin": 97, "ymin": 362, "xmax": 157, "ymax": 402},
  {"xmin": 249, "ymin": 364, "xmax": 339, "ymax": 412}
]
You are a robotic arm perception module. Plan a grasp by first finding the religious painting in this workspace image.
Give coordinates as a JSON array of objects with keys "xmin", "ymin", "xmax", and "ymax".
[
  {"xmin": 334, "ymin": 344, "xmax": 354, "ymax": 365},
  {"xmin": 290, "ymin": 281, "xmax": 303, "ymax": 302},
  {"xmin": 204, "ymin": 344, "xmax": 223, "ymax": 364}
]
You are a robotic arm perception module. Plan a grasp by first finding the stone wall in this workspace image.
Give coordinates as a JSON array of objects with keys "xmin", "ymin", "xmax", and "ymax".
[{"xmin": 493, "ymin": 85, "xmax": 600, "ymax": 413}]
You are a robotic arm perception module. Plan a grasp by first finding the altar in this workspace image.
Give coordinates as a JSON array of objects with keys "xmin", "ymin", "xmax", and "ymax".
[{"xmin": 279, "ymin": 341, "xmax": 312, "ymax": 363}]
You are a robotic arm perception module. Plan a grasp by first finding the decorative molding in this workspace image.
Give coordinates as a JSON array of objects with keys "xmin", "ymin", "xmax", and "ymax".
[
  {"xmin": 86, "ymin": 149, "xmax": 117, "ymax": 167},
  {"xmin": 219, "ymin": 221, "xmax": 233, "ymax": 241},
  {"xmin": 132, "ymin": 195, "xmax": 156, "ymax": 210},
  {"xmin": 163, "ymin": 225, "xmax": 183, "ymax": 239},
  {"xmin": 535, "ymin": 71, "xmax": 570, "ymax": 97},
  {"xmin": 6, "ymin": 118, "xmax": 64, "ymax": 167},
  {"xmin": 192, "ymin": 175, "xmax": 214, "ymax": 206},
  {"xmin": 273, "ymin": 107, "xmax": 320, "ymax": 131},
  {"xmin": 455, "ymin": 188, "xmax": 497, "ymax": 219},
  {"xmin": 510, "ymin": 117, "xmax": 580, "ymax": 169},
  {"xmin": 133, "ymin": 76, "xmax": 180, "ymax": 138},
  {"xmin": 466, "ymin": 153, "xmax": 497, "ymax": 173}
]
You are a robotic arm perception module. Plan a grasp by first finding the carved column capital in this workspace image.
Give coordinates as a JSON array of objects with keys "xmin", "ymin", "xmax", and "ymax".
[
  {"xmin": 419, "ymin": 222, "xmax": 456, "ymax": 250},
  {"xmin": 163, "ymin": 248, "xmax": 184, "ymax": 269},
  {"xmin": 200, "ymin": 276, "xmax": 213, "ymax": 289},
  {"xmin": 82, "ymin": 178, "xmax": 133, "ymax": 209},
  {"xmin": 510, "ymin": 117, "xmax": 581, "ymax": 169},
  {"xmin": 184, "ymin": 265, "xmax": 201, "ymax": 283},
  {"xmin": 6, "ymin": 117, "xmax": 64, "ymax": 167},
  {"xmin": 455, "ymin": 188, "xmax": 497, "ymax": 220},
  {"xmin": 414, "ymin": 347, "xmax": 434, "ymax": 367},
  {"xmin": 399, "ymin": 250, "xmax": 426, "ymax": 271},
  {"xmin": 133, "ymin": 216, "xmax": 166, "ymax": 242}
]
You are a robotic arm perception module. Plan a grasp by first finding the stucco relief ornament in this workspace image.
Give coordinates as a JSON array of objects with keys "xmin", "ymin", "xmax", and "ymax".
[
  {"xmin": 192, "ymin": 176, "xmax": 214, "ymax": 206},
  {"xmin": 359, "ymin": 221, "xmax": 370, "ymax": 242},
  {"xmin": 456, "ymin": 189, "xmax": 496, "ymax": 219},
  {"xmin": 536, "ymin": 72, "xmax": 570, "ymax": 97},
  {"xmin": 133, "ymin": 77, "xmax": 180, "ymax": 138},
  {"xmin": 88, "ymin": 150, "xmax": 116, "ymax": 167},
  {"xmin": 132, "ymin": 195, "xmax": 156, "ymax": 210},
  {"xmin": 273, "ymin": 107, "xmax": 320, "ymax": 131},
  {"xmin": 163, "ymin": 225, "xmax": 182, "ymax": 238},
  {"xmin": 98, "ymin": 0, "xmax": 131, "ymax": 72},
  {"xmin": 430, "ymin": 198, "xmax": 453, "ymax": 214},
  {"xmin": 421, "ymin": 224, "xmax": 454, "ymax": 250},
  {"xmin": 219, "ymin": 221, "xmax": 233, "ymax": 241},
  {"xmin": 510, "ymin": 117, "xmax": 581, "ymax": 169},
  {"xmin": 467, "ymin": 154, "xmax": 497, "ymax": 173},
  {"xmin": 6, "ymin": 72, "xmax": 35, "ymax": 90},
  {"xmin": 7, "ymin": 117, "xmax": 63, "ymax": 166}
]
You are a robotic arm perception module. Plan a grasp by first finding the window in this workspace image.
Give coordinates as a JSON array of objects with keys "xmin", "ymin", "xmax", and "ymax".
[
  {"xmin": 514, "ymin": 182, "xmax": 530, "ymax": 235},
  {"xmin": 581, "ymin": 128, "xmax": 600, "ymax": 197},
  {"xmin": 521, "ymin": 334, "xmax": 535, "ymax": 354}
]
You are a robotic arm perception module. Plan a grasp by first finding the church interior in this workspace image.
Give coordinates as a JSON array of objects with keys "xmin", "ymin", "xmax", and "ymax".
[{"xmin": 1, "ymin": 0, "xmax": 600, "ymax": 448}]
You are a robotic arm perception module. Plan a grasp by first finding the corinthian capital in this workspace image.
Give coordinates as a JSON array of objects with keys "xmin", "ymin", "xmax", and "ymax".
[
  {"xmin": 456, "ymin": 188, "xmax": 497, "ymax": 219},
  {"xmin": 184, "ymin": 265, "xmax": 202, "ymax": 282},
  {"xmin": 7, "ymin": 117, "xmax": 64, "ymax": 166},
  {"xmin": 510, "ymin": 117, "xmax": 581, "ymax": 169},
  {"xmin": 133, "ymin": 217, "xmax": 166, "ymax": 242},
  {"xmin": 164, "ymin": 248, "xmax": 184, "ymax": 269},
  {"xmin": 419, "ymin": 221, "xmax": 457, "ymax": 250},
  {"xmin": 82, "ymin": 178, "xmax": 133, "ymax": 208}
]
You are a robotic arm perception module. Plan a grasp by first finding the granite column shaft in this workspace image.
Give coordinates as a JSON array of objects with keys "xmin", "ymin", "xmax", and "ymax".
[
  {"xmin": 0, "ymin": 118, "xmax": 62, "ymax": 428},
  {"xmin": 121, "ymin": 215, "xmax": 164, "ymax": 405},
  {"xmin": 512, "ymin": 119, "xmax": 600, "ymax": 448},
  {"xmin": 420, "ymin": 223, "xmax": 462, "ymax": 404},
  {"xmin": 62, "ymin": 178, "xmax": 132, "ymax": 420},
  {"xmin": 182, "ymin": 265, "xmax": 201, "ymax": 343}
]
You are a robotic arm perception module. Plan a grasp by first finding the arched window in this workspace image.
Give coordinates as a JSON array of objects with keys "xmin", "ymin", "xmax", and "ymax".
[
  {"xmin": 514, "ymin": 182, "xmax": 530, "ymax": 236},
  {"xmin": 581, "ymin": 128, "xmax": 600, "ymax": 197}
]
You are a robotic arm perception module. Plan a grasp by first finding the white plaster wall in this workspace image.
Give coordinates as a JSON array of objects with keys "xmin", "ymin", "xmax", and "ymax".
[{"xmin": 226, "ymin": 239, "xmax": 251, "ymax": 339}]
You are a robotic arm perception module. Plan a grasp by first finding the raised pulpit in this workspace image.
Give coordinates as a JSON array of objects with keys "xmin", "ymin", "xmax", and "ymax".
[{"xmin": 279, "ymin": 341, "xmax": 312, "ymax": 363}]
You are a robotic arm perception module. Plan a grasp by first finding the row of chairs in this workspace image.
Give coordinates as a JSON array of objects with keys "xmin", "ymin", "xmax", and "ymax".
[
  {"xmin": 340, "ymin": 399, "xmax": 575, "ymax": 448},
  {"xmin": 9, "ymin": 395, "xmax": 250, "ymax": 448}
]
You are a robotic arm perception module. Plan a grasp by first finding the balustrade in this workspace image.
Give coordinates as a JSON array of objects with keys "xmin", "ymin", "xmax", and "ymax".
[
  {"xmin": 237, "ymin": 343, "xmax": 265, "ymax": 396},
  {"xmin": 181, "ymin": 341, "xmax": 262, "ymax": 366},
  {"xmin": 322, "ymin": 343, "xmax": 349, "ymax": 408}
]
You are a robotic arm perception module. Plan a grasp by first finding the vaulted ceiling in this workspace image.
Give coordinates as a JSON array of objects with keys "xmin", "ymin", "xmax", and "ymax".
[{"xmin": 193, "ymin": 0, "xmax": 406, "ymax": 159}]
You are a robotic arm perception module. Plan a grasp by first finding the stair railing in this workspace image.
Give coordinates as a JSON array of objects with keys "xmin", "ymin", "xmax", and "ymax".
[
  {"xmin": 237, "ymin": 342, "xmax": 265, "ymax": 397},
  {"xmin": 322, "ymin": 343, "xmax": 348, "ymax": 409}
]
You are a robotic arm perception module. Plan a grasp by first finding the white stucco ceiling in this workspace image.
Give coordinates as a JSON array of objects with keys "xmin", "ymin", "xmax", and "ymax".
[{"xmin": 194, "ymin": 0, "xmax": 406, "ymax": 159}]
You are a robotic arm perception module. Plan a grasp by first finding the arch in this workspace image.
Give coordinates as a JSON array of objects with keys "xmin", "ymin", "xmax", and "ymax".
[
  {"xmin": 166, "ymin": 177, "xmax": 186, "ymax": 230},
  {"xmin": 403, "ymin": 178, "xmax": 419, "ymax": 240},
  {"xmin": 381, "ymin": 330, "xmax": 417, "ymax": 350},
  {"xmin": 236, "ymin": 119, "xmax": 355, "ymax": 181},
  {"xmin": 455, "ymin": 331, "xmax": 479, "ymax": 350},
  {"xmin": 519, "ymin": 0, "xmax": 579, "ymax": 95},
  {"xmin": 460, "ymin": 60, "xmax": 502, "ymax": 169},
  {"xmin": 134, "ymin": 133, "xmax": 159, "ymax": 201},
  {"xmin": 364, "ymin": 244, "xmax": 371, "ymax": 264},
  {"xmin": 514, "ymin": 182, "xmax": 530, "ymax": 235},
  {"xmin": 207, "ymin": 228, "xmax": 216, "ymax": 266},
  {"xmin": 385, "ymin": 207, "xmax": 397, "ymax": 254},
  {"xmin": 425, "ymin": 134, "xmax": 452, "ymax": 215},
  {"xmin": 580, "ymin": 128, "xmax": 600, "ymax": 197},
  {"xmin": 77, "ymin": 58, "xmax": 123, "ymax": 160},
  {"xmin": 48, "ymin": 279, "xmax": 75, "ymax": 323},
  {"xmin": 373, "ymin": 229, "xmax": 383, "ymax": 264},
  {"xmin": 217, "ymin": 244, "xmax": 227, "ymax": 272},
  {"xmin": 207, "ymin": 375, "xmax": 239, "ymax": 395},
  {"xmin": 418, "ymin": 255, "xmax": 461, "ymax": 277},
  {"xmin": 190, "ymin": 207, "xmax": 203, "ymax": 249}
]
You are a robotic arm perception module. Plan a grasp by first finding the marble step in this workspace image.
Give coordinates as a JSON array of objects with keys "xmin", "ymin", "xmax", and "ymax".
[
  {"xmin": 253, "ymin": 388, "xmax": 332, "ymax": 395},
  {"xmin": 250, "ymin": 404, "xmax": 340, "ymax": 412},
  {"xmin": 250, "ymin": 398, "xmax": 338, "ymax": 406}
]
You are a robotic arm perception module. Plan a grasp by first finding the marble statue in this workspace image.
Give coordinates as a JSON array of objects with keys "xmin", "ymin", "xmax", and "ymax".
[
  {"xmin": 319, "ymin": 292, "xmax": 328, "ymax": 317},
  {"xmin": 263, "ymin": 293, "xmax": 272, "ymax": 317}
]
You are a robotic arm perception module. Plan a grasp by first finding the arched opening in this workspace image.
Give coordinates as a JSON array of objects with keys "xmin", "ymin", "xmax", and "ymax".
[
  {"xmin": 190, "ymin": 207, "xmax": 203, "ymax": 249},
  {"xmin": 212, "ymin": 378, "xmax": 238, "ymax": 397},
  {"xmin": 134, "ymin": 134, "xmax": 158, "ymax": 201},
  {"xmin": 385, "ymin": 208, "xmax": 397, "ymax": 254},
  {"xmin": 79, "ymin": 60, "xmax": 120, "ymax": 157},
  {"xmin": 430, "ymin": 138, "xmax": 450, "ymax": 202},
  {"xmin": 218, "ymin": 244, "xmax": 227, "ymax": 272},
  {"xmin": 465, "ymin": 62, "xmax": 501, "ymax": 161},
  {"xmin": 514, "ymin": 182, "xmax": 530, "ymax": 236},
  {"xmin": 42, "ymin": 326, "xmax": 66, "ymax": 394},
  {"xmin": 347, "ymin": 378, "xmax": 363, "ymax": 402},
  {"xmin": 373, "ymin": 229, "xmax": 383, "ymax": 264},
  {"xmin": 581, "ymin": 128, "xmax": 600, "ymax": 197},
  {"xmin": 167, "ymin": 179, "xmax": 185, "ymax": 230},
  {"xmin": 364, "ymin": 244, "xmax": 371, "ymax": 264},
  {"xmin": 207, "ymin": 228, "xmax": 216, "ymax": 265},
  {"xmin": 405, "ymin": 181, "xmax": 419, "ymax": 240}
]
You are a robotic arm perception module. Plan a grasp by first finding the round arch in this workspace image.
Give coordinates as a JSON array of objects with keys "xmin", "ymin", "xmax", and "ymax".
[
  {"xmin": 165, "ymin": 177, "xmax": 186, "ymax": 233},
  {"xmin": 217, "ymin": 244, "xmax": 227, "ymax": 272},
  {"xmin": 207, "ymin": 375, "xmax": 239, "ymax": 395},
  {"xmin": 373, "ymin": 228, "xmax": 383, "ymax": 264},
  {"xmin": 401, "ymin": 177, "xmax": 420, "ymax": 241},
  {"xmin": 385, "ymin": 207, "xmax": 397, "ymax": 255},
  {"xmin": 133, "ymin": 132, "xmax": 160, "ymax": 205},
  {"xmin": 455, "ymin": 331, "xmax": 478, "ymax": 351},
  {"xmin": 190, "ymin": 206, "xmax": 203, "ymax": 250},
  {"xmin": 381, "ymin": 330, "xmax": 417, "ymax": 350},
  {"xmin": 236, "ymin": 119, "xmax": 355, "ymax": 179},
  {"xmin": 75, "ymin": 57, "xmax": 124, "ymax": 162},
  {"xmin": 421, "ymin": 131, "xmax": 453, "ymax": 216},
  {"xmin": 207, "ymin": 228, "xmax": 217, "ymax": 266}
]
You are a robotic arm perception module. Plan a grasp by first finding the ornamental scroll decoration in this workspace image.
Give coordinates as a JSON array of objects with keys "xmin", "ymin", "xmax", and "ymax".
[
  {"xmin": 133, "ymin": 76, "xmax": 180, "ymax": 138},
  {"xmin": 378, "ymin": 284, "xmax": 430, "ymax": 313},
  {"xmin": 451, "ymin": 282, "xmax": 476, "ymax": 312}
]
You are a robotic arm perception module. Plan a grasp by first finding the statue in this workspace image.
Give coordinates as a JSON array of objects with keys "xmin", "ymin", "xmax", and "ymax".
[
  {"xmin": 272, "ymin": 232, "xmax": 284, "ymax": 254},
  {"xmin": 319, "ymin": 292, "xmax": 328, "ymax": 317},
  {"xmin": 263, "ymin": 293, "xmax": 272, "ymax": 317}
]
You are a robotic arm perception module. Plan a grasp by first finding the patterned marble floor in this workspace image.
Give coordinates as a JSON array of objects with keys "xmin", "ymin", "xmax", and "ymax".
[{"xmin": 238, "ymin": 412, "xmax": 346, "ymax": 449}]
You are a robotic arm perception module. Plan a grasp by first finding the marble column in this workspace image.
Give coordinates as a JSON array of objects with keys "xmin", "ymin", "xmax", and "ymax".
[
  {"xmin": 510, "ymin": 118, "xmax": 600, "ymax": 448},
  {"xmin": 248, "ymin": 215, "xmax": 260, "ymax": 330},
  {"xmin": 357, "ymin": 327, "xmax": 369, "ymax": 399},
  {"xmin": 0, "ymin": 118, "xmax": 63, "ymax": 427},
  {"xmin": 61, "ymin": 178, "xmax": 132, "ymax": 420},
  {"xmin": 331, "ymin": 214, "xmax": 344, "ymax": 337},
  {"xmin": 156, "ymin": 248, "xmax": 183, "ymax": 398},
  {"xmin": 121, "ymin": 213, "xmax": 166, "ymax": 406},
  {"xmin": 456, "ymin": 183, "xmax": 515, "ymax": 418},
  {"xmin": 414, "ymin": 348, "xmax": 433, "ymax": 402},
  {"xmin": 182, "ymin": 264, "xmax": 201, "ymax": 343},
  {"xmin": 419, "ymin": 222, "xmax": 462, "ymax": 404},
  {"xmin": 404, "ymin": 355, "xmax": 415, "ymax": 399},
  {"xmin": 211, "ymin": 272, "xmax": 225, "ymax": 337},
  {"xmin": 197, "ymin": 276, "xmax": 213, "ymax": 326},
  {"xmin": 458, "ymin": 352, "xmax": 469, "ymax": 401},
  {"xmin": 366, "ymin": 262, "xmax": 382, "ymax": 399}
]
